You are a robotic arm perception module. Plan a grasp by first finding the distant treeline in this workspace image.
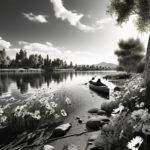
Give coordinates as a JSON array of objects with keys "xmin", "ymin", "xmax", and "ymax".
[
  {"xmin": 0, "ymin": 49, "xmax": 73, "ymax": 69},
  {"xmin": 74, "ymin": 65, "xmax": 114, "ymax": 71},
  {"xmin": 0, "ymin": 49, "xmax": 115, "ymax": 71}
]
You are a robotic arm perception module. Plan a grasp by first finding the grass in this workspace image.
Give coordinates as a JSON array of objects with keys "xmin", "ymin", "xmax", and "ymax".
[
  {"xmin": 96, "ymin": 74, "xmax": 150, "ymax": 150},
  {"xmin": 0, "ymin": 89, "xmax": 70, "ymax": 133}
]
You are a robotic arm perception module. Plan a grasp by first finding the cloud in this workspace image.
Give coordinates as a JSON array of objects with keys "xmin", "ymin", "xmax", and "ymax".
[
  {"xmin": 50, "ymin": 0, "xmax": 111, "ymax": 32},
  {"xmin": 0, "ymin": 37, "xmax": 19, "ymax": 58},
  {"xmin": 19, "ymin": 41, "xmax": 62, "ymax": 58},
  {"xmin": 18, "ymin": 40, "xmax": 103, "ymax": 64},
  {"xmin": 23, "ymin": 13, "xmax": 48, "ymax": 23},
  {"xmin": 95, "ymin": 18, "xmax": 112, "ymax": 28},
  {"xmin": 0, "ymin": 37, "xmax": 11, "ymax": 49},
  {"xmin": 0, "ymin": 37, "xmax": 116, "ymax": 65}
]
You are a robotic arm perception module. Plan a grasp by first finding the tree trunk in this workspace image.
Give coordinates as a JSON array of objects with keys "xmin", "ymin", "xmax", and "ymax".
[
  {"xmin": 144, "ymin": 35, "xmax": 150, "ymax": 83},
  {"xmin": 144, "ymin": 35, "xmax": 150, "ymax": 109}
]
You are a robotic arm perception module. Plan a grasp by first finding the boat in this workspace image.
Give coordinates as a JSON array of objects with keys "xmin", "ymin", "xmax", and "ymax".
[{"xmin": 89, "ymin": 82, "xmax": 109, "ymax": 95}]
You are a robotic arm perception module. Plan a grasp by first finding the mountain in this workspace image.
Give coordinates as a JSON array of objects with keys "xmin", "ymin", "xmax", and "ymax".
[{"xmin": 94, "ymin": 62, "xmax": 118, "ymax": 69}]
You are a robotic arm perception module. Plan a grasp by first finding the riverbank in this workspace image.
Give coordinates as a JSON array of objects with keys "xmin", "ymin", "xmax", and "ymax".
[
  {"xmin": 94, "ymin": 74, "xmax": 150, "ymax": 150},
  {"xmin": 0, "ymin": 71, "xmax": 111, "ymax": 150},
  {"xmin": 0, "ymin": 72, "xmax": 147, "ymax": 150}
]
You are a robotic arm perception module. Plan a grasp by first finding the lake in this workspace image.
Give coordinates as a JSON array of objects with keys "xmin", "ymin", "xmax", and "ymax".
[
  {"xmin": 0, "ymin": 71, "xmax": 117, "ymax": 149},
  {"xmin": 0, "ymin": 71, "xmax": 116, "ymax": 105}
]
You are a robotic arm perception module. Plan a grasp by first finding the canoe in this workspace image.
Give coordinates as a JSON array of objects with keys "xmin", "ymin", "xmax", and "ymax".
[{"xmin": 89, "ymin": 83, "xmax": 109, "ymax": 95}]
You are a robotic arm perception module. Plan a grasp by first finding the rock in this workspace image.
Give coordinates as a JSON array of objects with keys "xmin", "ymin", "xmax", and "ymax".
[
  {"xmin": 44, "ymin": 145, "xmax": 55, "ymax": 150},
  {"xmin": 88, "ymin": 132, "xmax": 99, "ymax": 142},
  {"xmin": 97, "ymin": 110, "xmax": 107, "ymax": 115},
  {"xmin": 86, "ymin": 116, "xmax": 109, "ymax": 130},
  {"xmin": 90, "ymin": 146, "xmax": 104, "ymax": 150},
  {"xmin": 76, "ymin": 116, "xmax": 80, "ymax": 120},
  {"xmin": 52, "ymin": 123, "xmax": 71, "ymax": 137},
  {"xmin": 63, "ymin": 144, "xmax": 78, "ymax": 150},
  {"xmin": 114, "ymin": 87, "xmax": 121, "ymax": 91},
  {"xmin": 78, "ymin": 119, "xmax": 82, "ymax": 124},
  {"xmin": 88, "ymin": 141, "xmax": 93, "ymax": 145},
  {"xmin": 88, "ymin": 108, "xmax": 99, "ymax": 114}
]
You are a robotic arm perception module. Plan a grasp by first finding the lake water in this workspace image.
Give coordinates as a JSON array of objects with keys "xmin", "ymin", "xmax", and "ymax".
[
  {"xmin": 0, "ymin": 71, "xmax": 118, "ymax": 149},
  {"xmin": 0, "ymin": 71, "xmax": 116, "ymax": 103}
]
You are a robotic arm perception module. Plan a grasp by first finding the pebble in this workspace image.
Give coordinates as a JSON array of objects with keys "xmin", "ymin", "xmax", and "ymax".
[
  {"xmin": 78, "ymin": 119, "xmax": 82, "ymax": 124},
  {"xmin": 97, "ymin": 110, "xmax": 107, "ymax": 115},
  {"xmin": 52, "ymin": 123, "xmax": 72, "ymax": 137},
  {"xmin": 44, "ymin": 145, "xmax": 55, "ymax": 150},
  {"xmin": 88, "ymin": 108, "xmax": 99, "ymax": 114},
  {"xmin": 63, "ymin": 144, "xmax": 78, "ymax": 150}
]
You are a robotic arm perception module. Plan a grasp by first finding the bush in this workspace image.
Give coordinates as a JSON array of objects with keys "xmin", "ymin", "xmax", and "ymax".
[
  {"xmin": 96, "ymin": 75, "xmax": 150, "ymax": 150},
  {"xmin": 95, "ymin": 112, "xmax": 135, "ymax": 150}
]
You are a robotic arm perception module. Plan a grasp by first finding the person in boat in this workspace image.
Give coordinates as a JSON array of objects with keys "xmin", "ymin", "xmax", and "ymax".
[
  {"xmin": 89, "ymin": 77, "xmax": 95, "ymax": 84},
  {"xmin": 96, "ymin": 79, "xmax": 105, "ymax": 86}
]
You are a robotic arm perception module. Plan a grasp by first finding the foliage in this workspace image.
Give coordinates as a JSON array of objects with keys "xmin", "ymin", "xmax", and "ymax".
[
  {"xmin": 107, "ymin": 0, "xmax": 150, "ymax": 32},
  {"xmin": 96, "ymin": 75, "xmax": 150, "ymax": 150},
  {"xmin": 95, "ymin": 112, "xmax": 135, "ymax": 150},
  {"xmin": 0, "ymin": 49, "xmax": 73, "ymax": 69},
  {"xmin": 74, "ymin": 64, "xmax": 114, "ymax": 71},
  {"xmin": 0, "ymin": 49, "xmax": 10, "ymax": 68},
  {"xmin": 0, "ymin": 89, "xmax": 70, "ymax": 133},
  {"xmin": 115, "ymin": 38, "xmax": 144, "ymax": 72}
]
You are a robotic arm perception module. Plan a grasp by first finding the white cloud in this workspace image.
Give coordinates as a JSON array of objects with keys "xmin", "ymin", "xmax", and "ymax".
[
  {"xmin": 95, "ymin": 18, "xmax": 112, "ymax": 29},
  {"xmin": 0, "ymin": 37, "xmax": 115, "ymax": 64},
  {"xmin": 0, "ymin": 37, "xmax": 19, "ymax": 58},
  {"xmin": 23, "ymin": 13, "xmax": 48, "ymax": 23},
  {"xmin": 0, "ymin": 37, "xmax": 11, "ymax": 49},
  {"xmin": 50, "ymin": 0, "xmax": 111, "ymax": 32},
  {"xmin": 19, "ymin": 41, "xmax": 62, "ymax": 58},
  {"xmin": 18, "ymin": 40, "xmax": 103, "ymax": 64}
]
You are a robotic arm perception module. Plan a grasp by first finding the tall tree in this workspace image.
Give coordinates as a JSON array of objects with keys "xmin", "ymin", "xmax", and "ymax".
[
  {"xmin": 15, "ymin": 49, "xmax": 27, "ymax": 68},
  {"xmin": 0, "ymin": 49, "xmax": 10, "ymax": 68},
  {"xmin": 115, "ymin": 38, "xmax": 144, "ymax": 72},
  {"xmin": 107, "ymin": 0, "xmax": 150, "ymax": 82}
]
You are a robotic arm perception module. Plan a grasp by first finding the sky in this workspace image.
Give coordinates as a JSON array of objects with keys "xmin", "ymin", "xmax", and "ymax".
[{"xmin": 0, "ymin": 0, "xmax": 149, "ymax": 65}]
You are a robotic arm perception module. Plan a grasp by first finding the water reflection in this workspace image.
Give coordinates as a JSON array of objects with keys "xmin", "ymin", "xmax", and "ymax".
[
  {"xmin": 0, "ymin": 73, "xmax": 73, "ymax": 95},
  {"xmin": 0, "ymin": 71, "xmax": 117, "ymax": 98}
]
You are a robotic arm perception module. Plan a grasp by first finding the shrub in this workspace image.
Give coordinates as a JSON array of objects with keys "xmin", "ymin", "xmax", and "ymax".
[
  {"xmin": 96, "ymin": 75, "xmax": 150, "ymax": 150},
  {"xmin": 95, "ymin": 112, "xmax": 135, "ymax": 150}
]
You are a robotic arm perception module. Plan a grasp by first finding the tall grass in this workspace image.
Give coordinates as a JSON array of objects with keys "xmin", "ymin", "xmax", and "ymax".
[{"xmin": 96, "ymin": 75, "xmax": 150, "ymax": 150}]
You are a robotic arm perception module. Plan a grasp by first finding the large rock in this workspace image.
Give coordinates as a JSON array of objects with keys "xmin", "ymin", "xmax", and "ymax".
[
  {"xmin": 88, "ymin": 132, "xmax": 99, "ymax": 142},
  {"xmin": 44, "ymin": 145, "xmax": 55, "ymax": 150},
  {"xmin": 52, "ymin": 123, "xmax": 71, "ymax": 137},
  {"xmin": 88, "ymin": 108, "xmax": 99, "ymax": 114},
  {"xmin": 86, "ymin": 116, "xmax": 109, "ymax": 130},
  {"xmin": 63, "ymin": 144, "xmax": 78, "ymax": 150},
  {"xmin": 97, "ymin": 110, "xmax": 107, "ymax": 115},
  {"xmin": 114, "ymin": 87, "xmax": 121, "ymax": 91}
]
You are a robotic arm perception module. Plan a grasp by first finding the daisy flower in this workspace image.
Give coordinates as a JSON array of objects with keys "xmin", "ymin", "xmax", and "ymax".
[
  {"xmin": 127, "ymin": 136, "xmax": 143, "ymax": 150},
  {"xmin": 50, "ymin": 102, "xmax": 58, "ymax": 108},
  {"xmin": 65, "ymin": 97, "xmax": 71, "ymax": 105},
  {"xmin": 111, "ymin": 104, "xmax": 124, "ymax": 116},
  {"xmin": 61, "ymin": 109, "xmax": 67, "ymax": 117}
]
